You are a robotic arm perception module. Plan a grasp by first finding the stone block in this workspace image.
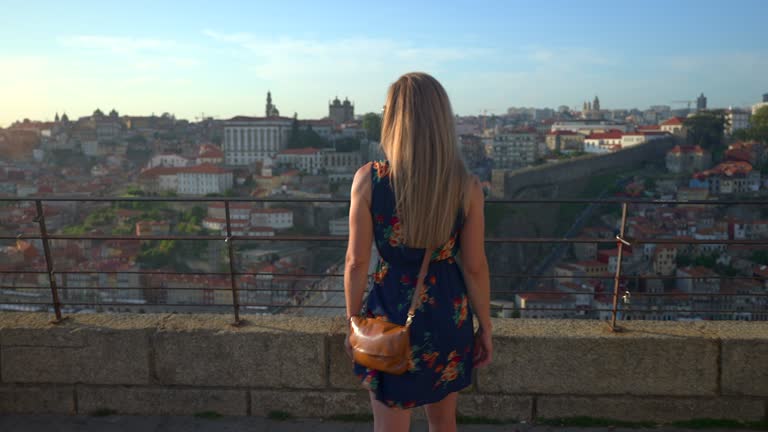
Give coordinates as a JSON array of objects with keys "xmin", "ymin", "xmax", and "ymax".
[
  {"xmin": 1, "ymin": 327, "xmax": 150, "ymax": 385},
  {"xmin": 536, "ymin": 395, "xmax": 766, "ymax": 423},
  {"xmin": 328, "ymin": 333, "xmax": 361, "ymax": 390},
  {"xmin": 477, "ymin": 328, "xmax": 718, "ymax": 396},
  {"xmin": 0, "ymin": 384, "xmax": 74, "ymax": 414},
  {"xmin": 77, "ymin": 385, "xmax": 247, "ymax": 416},
  {"xmin": 722, "ymin": 339, "xmax": 768, "ymax": 397},
  {"xmin": 250, "ymin": 389, "xmax": 369, "ymax": 417},
  {"xmin": 153, "ymin": 316, "xmax": 328, "ymax": 388}
]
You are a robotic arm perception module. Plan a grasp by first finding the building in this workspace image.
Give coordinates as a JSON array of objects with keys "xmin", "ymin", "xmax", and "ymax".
[
  {"xmin": 545, "ymin": 130, "xmax": 584, "ymax": 153},
  {"xmin": 725, "ymin": 108, "xmax": 750, "ymax": 136},
  {"xmin": 752, "ymin": 93, "xmax": 768, "ymax": 115},
  {"xmin": 329, "ymin": 217, "xmax": 349, "ymax": 236},
  {"xmin": 177, "ymin": 164, "xmax": 233, "ymax": 195},
  {"xmin": 491, "ymin": 127, "xmax": 543, "ymax": 168},
  {"xmin": 323, "ymin": 150, "xmax": 362, "ymax": 181},
  {"xmin": 196, "ymin": 144, "xmax": 224, "ymax": 165},
  {"xmin": 276, "ymin": 147, "xmax": 324, "ymax": 175},
  {"xmin": 250, "ymin": 208, "xmax": 293, "ymax": 229},
  {"xmin": 146, "ymin": 153, "xmax": 191, "ymax": 169},
  {"xmin": 666, "ymin": 145, "xmax": 711, "ymax": 174},
  {"xmin": 222, "ymin": 116, "xmax": 293, "ymax": 166},
  {"xmin": 660, "ymin": 117, "xmax": 686, "ymax": 136},
  {"xmin": 459, "ymin": 134, "xmax": 487, "ymax": 165},
  {"xmin": 584, "ymin": 131, "xmax": 623, "ymax": 153},
  {"xmin": 329, "ymin": 96, "xmax": 354, "ymax": 126},
  {"xmin": 298, "ymin": 119, "xmax": 334, "ymax": 139},
  {"xmin": 137, "ymin": 166, "xmax": 180, "ymax": 193},
  {"xmin": 620, "ymin": 131, "xmax": 669, "ymax": 148},
  {"xmin": 696, "ymin": 93, "xmax": 707, "ymax": 111},
  {"xmin": 725, "ymin": 141, "xmax": 765, "ymax": 166},
  {"xmin": 550, "ymin": 120, "xmax": 630, "ymax": 134},
  {"xmin": 581, "ymin": 96, "xmax": 602, "ymax": 120},
  {"xmin": 690, "ymin": 161, "xmax": 760, "ymax": 195}
]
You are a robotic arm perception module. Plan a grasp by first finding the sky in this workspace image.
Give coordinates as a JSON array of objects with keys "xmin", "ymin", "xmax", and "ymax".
[{"xmin": 1, "ymin": 0, "xmax": 767, "ymax": 127}]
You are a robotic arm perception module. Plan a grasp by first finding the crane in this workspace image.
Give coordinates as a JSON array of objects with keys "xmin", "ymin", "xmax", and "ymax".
[{"xmin": 671, "ymin": 100, "xmax": 694, "ymax": 110}]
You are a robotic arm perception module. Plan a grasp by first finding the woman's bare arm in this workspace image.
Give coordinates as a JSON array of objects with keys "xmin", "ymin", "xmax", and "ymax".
[
  {"xmin": 459, "ymin": 176, "xmax": 492, "ymax": 331},
  {"xmin": 344, "ymin": 163, "xmax": 374, "ymax": 321}
]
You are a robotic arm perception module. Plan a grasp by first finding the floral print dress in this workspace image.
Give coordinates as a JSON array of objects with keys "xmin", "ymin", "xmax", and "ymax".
[{"xmin": 353, "ymin": 160, "xmax": 474, "ymax": 409}]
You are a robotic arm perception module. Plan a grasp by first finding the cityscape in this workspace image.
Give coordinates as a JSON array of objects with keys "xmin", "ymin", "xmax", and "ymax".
[{"xmin": 2, "ymin": 88, "xmax": 767, "ymax": 321}]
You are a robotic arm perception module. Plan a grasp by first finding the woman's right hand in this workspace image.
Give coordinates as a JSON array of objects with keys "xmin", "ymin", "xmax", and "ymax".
[{"xmin": 473, "ymin": 327, "xmax": 493, "ymax": 368}]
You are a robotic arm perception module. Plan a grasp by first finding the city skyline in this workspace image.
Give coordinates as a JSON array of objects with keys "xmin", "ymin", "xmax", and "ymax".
[{"xmin": 2, "ymin": 0, "xmax": 767, "ymax": 127}]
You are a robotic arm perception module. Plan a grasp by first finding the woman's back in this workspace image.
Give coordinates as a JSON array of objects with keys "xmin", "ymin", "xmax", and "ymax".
[{"xmin": 353, "ymin": 159, "xmax": 474, "ymax": 408}]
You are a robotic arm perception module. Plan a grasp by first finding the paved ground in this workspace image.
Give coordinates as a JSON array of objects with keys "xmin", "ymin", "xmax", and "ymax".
[{"xmin": 0, "ymin": 415, "xmax": 754, "ymax": 432}]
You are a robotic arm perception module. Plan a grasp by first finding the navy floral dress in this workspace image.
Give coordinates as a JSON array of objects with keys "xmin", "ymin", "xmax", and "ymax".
[{"xmin": 353, "ymin": 160, "xmax": 474, "ymax": 409}]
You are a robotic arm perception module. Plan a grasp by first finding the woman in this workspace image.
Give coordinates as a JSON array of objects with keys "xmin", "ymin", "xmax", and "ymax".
[{"xmin": 344, "ymin": 72, "xmax": 493, "ymax": 432}]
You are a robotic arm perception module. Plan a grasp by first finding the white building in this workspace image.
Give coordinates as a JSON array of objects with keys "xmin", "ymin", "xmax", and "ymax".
[
  {"xmin": 620, "ymin": 131, "xmax": 669, "ymax": 148},
  {"xmin": 276, "ymin": 147, "xmax": 324, "ymax": 175},
  {"xmin": 250, "ymin": 208, "xmax": 293, "ymax": 229},
  {"xmin": 725, "ymin": 108, "xmax": 751, "ymax": 136},
  {"xmin": 223, "ymin": 116, "xmax": 293, "ymax": 166},
  {"xmin": 177, "ymin": 164, "xmax": 233, "ymax": 195},
  {"xmin": 584, "ymin": 131, "xmax": 623, "ymax": 153},
  {"xmin": 146, "ymin": 153, "xmax": 192, "ymax": 169},
  {"xmin": 660, "ymin": 117, "xmax": 685, "ymax": 135}
]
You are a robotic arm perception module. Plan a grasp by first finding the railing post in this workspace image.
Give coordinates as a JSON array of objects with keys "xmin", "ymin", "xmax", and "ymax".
[
  {"xmin": 610, "ymin": 201, "xmax": 629, "ymax": 332},
  {"xmin": 224, "ymin": 200, "xmax": 242, "ymax": 326},
  {"xmin": 34, "ymin": 199, "xmax": 66, "ymax": 323}
]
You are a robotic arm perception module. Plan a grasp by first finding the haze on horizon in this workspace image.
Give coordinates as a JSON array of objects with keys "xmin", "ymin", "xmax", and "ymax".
[{"xmin": 1, "ymin": 0, "xmax": 766, "ymax": 127}]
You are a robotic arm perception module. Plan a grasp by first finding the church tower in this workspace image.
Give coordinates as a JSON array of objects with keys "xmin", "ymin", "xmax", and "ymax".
[
  {"xmin": 266, "ymin": 91, "xmax": 280, "ymax": 117},
  {"xmin": 593, "ymin": 96, "xmax": 600, "ymax": 113}
]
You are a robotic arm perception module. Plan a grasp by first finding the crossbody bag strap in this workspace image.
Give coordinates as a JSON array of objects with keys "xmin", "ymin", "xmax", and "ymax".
[{"xmin": 405, "ymin": 247, "xmax": 433, "ymax": 327}]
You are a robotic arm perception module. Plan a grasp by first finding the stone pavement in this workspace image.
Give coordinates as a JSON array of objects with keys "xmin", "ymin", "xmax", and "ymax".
[{"xmin": 0, "ymin": 415, "xmax": 754, "ymax": 432}]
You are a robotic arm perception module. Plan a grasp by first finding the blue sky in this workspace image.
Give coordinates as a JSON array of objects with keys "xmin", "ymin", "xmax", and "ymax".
[{"xmin": 1, "ymin": 0, "xmax": 766, "ymax": 126}]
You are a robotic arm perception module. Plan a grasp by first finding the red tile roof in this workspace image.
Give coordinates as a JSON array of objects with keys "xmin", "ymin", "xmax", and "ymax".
[
  {"xmin": 661, "ymin": 117, "xmax": 684, "ymax": 126},
  {"xmin": 586, "ymin": 131, "xmax": 623, "ymax": 140},
  {"xmin": 668, "ymin": 145, "xmax": 704, "ymax": 155}
]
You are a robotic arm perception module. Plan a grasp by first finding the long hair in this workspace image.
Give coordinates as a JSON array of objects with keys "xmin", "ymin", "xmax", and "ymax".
[{"xmin": 380, "ymin": 72, "xmax": 469, "ymax": 248}]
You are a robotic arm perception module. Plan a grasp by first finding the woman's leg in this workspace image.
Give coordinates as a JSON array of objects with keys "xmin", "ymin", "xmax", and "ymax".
[
  {"xmin": 369, "ymin": 391, "xmax": 412, "ymax": 432},
  {"xmin": 424, "ymin": 391, "xmax": 458, "ymax": 432}
]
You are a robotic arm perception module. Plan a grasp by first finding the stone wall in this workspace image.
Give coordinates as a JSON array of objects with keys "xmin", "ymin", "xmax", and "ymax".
[
  {"xmin": 1, "ymin": 312, "xmax": 766, "ymax": 423},
  {"xmin": 496, "ymin": 137, "xmax": 676, "ymax": 198}
]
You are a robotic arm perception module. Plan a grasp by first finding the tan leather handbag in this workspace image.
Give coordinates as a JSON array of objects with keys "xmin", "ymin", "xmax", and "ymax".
[{"xmin": 349, "ymin": 249, "xmax": 432, "ymax": 375}]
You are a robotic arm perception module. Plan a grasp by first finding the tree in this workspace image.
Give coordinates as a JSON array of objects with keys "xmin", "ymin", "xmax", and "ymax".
[
  {"xmin": 750, "ymin": 106, "xmax": 768, "ymax": 144},
  {"xmin": 684, "ymin": 110, "xmax": 727, "ymax": 150},
  {"xmin": 362, "ymin": 112, "xmax": 382, "ymax": 142}
]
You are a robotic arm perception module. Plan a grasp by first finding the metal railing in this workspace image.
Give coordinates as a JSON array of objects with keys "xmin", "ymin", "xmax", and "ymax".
[{"xmin": 0, "ymin": 196, "xmax": 767, "ymax": 331}]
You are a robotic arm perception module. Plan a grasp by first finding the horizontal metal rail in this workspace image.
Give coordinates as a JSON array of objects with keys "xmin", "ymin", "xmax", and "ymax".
[{"xmin": 1, "ymin": 196, "xmax": 767, "ymax": 326}]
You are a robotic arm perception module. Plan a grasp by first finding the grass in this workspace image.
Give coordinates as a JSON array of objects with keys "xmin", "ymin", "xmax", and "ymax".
[
  {"xmin": 670, "ymin": 418, "xmax": 768, "ymax": 430},
  {"xmin": 89, "ymin": 408, "xmax": 117, "ymax": 417},
  {"xmin": 537, "ymin": 416, "xmax": 655, "ymax": 428},
  {"xmin": 267, "ymin": 410, "xmax": 293, "ymax": 421},
  {"xmin": 193, "ymin": 411, "xmax": 223, "ymax": 419}
]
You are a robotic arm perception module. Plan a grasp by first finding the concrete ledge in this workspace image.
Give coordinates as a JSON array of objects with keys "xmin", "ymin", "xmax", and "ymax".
[
  {"xmin": 478, "ymin": 319, "xmax": 719, "ymax": 396},
  {"xmin": 77, "ymin": 385, "xmax": 248, "ymax": 416},
  {"xmin": 1, "ymin": 312, "xmax": 766, "ymax": 423},
  {"xmin": 536, "ymin": 395, "xmax": 766, "ymax": 422},
  {"xmin": 718, "ymin": 323, "xmax": 768, "ymax": 397},
  {"xmin": 0, "ymin": 384, "xmax": 74, "ymax": 414}
]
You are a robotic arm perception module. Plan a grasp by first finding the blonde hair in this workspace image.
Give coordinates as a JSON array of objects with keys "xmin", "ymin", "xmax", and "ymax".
[{"xmin": 380, "ymin": 72, "xmax": 469, "ymax": 248}]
